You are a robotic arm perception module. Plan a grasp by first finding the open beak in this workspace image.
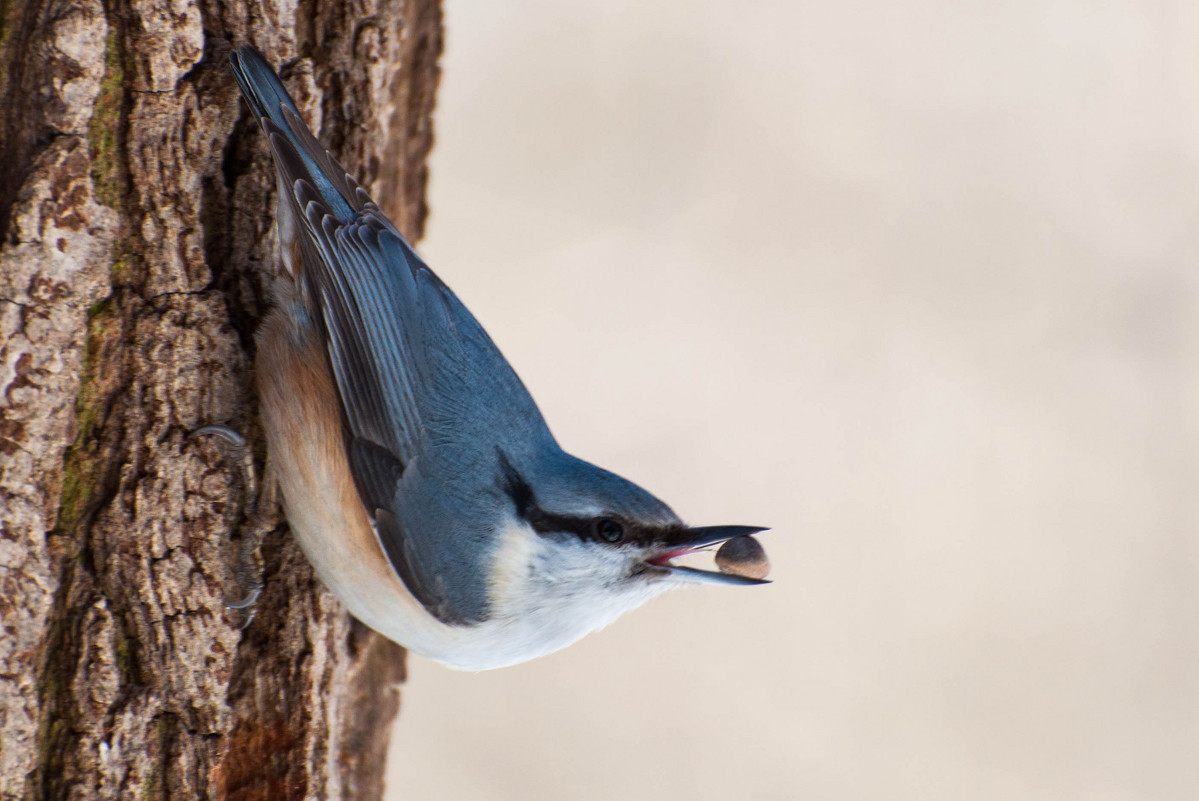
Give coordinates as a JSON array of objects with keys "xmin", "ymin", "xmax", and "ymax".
[{"xmin": 646, "ymin": 525, "xmax": 771, "ymax": 586}]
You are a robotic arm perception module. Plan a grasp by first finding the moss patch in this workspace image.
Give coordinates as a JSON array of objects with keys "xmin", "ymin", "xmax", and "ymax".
[
  {"xmin": 0, "ymin": 0, "xmax": 16, "ymax": 98},
  {"xmin": 110, "ymin": 252, "xmax": 132, "ymax": 284},
  {"xmin": 88, "ymin": 27, "xmax": 127, "ymax": 209},
  {"xmin": 54, "ymin": 297, "xmax": 118, "ymax": 535}
]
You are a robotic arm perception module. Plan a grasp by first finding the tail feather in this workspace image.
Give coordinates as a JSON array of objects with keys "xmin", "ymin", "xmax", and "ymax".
[
  {"xmin": 229, "ymin": 46, "xmax": 363, "ymax": 223},
  {"xmin": 228, "ymin": 45, "xmax": 301, "ymax": 128}
]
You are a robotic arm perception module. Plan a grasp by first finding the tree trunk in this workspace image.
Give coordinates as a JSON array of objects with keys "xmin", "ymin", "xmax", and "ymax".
[{"xmin": 0, "ymin": 1, "xmax": 441, "ymax": 798}]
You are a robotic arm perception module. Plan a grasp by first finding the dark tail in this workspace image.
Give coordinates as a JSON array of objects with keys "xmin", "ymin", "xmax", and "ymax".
[
  {"xmin": 229, "ymin": 46, "xmax": 302, "ymax": 130},
  {"xmin": 229, "ymin": 46, "xmax": 360, "ymax": 222}
]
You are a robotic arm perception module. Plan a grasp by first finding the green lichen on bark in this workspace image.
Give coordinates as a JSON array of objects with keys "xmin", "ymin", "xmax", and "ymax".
[
  {"xmin": 110, "ymin": 252, "xmax": 132, "ymax": 284},
  {"xmin": 32, "ymin": 715, "xmax": 68, "ymax": 795},
  {"xmin": 0, "ymin": 0, "xmax": 16, "ymax": 175},
  {"xmin": 53, "ymin": 297, "xmax": 117, "ymax": 536},
  {"xmin": 0, "ymin": 0, "xmax": 15, "ymax": 97},
  {"xmin": 88, "ymin": 26, "xmax": 127, "ymax": 209},
  {"xmin": 31, "ymin": 574, "xmax": 80, "ymax": 801},
  {"xmin": 0, "ymin": 0, "xmax": 9, "ymax": 84}
]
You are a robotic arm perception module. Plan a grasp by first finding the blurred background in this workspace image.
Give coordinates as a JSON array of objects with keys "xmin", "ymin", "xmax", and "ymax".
[{"xmin": 386, "ymin": 1, "xmax": 1199, "ymax": 798}]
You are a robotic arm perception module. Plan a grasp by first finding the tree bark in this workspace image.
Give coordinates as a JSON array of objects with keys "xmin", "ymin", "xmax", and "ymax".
[{"xmin": 0, "ymin": 1, "xmax": 441, "ymax": 798}]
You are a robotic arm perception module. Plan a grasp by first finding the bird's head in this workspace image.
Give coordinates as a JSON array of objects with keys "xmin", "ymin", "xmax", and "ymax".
[{"xmin": 486, "ymin": 449, "xmax": 768, "ymax": 649}]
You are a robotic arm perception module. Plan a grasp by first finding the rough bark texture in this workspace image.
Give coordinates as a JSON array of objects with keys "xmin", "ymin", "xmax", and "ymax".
[{"xmin": 0, "ymin": 0, "xmax": 442, "ymax": 798}]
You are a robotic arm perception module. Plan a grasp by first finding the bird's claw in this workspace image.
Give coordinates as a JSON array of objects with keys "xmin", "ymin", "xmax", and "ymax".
[
  {"xmin": 191, "ymin": 423, "xmax": 271, "ymax": 627},
  {"xmin": 226, "ymin": 586, "xmax": 262, "ymax": 610}
]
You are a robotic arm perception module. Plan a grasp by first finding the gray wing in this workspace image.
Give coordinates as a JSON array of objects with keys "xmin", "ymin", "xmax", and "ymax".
[
  {"xmin": 232, "ymin": 48, "xmax": 554, "ymax": 625},
  {"xmin": 298, "ymin": 183, "xmax": 556, "ymax": 626}
]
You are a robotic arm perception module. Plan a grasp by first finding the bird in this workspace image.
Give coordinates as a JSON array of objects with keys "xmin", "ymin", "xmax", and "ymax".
[{"xmin": 228, "ymin": 46, "xmax": 769, "ymax": 670}]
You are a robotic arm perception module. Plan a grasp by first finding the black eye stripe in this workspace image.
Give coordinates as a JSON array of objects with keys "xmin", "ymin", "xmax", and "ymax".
[
  {"xmin": 525, "ymin": 507, "xmax": 635, "ymax": 544},
  {"xmin": 496, "ymin": 449, "xmax": 668, "ymax": 545},
  {"xmin": 529, "ymin": 509, "xmax": 588, "ymax": 538}
]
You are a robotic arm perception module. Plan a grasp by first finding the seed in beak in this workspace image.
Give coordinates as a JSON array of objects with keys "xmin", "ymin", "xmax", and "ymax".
[{"xmin": 715, "ymin": 536, "xmax": 770, "ymax": 580}]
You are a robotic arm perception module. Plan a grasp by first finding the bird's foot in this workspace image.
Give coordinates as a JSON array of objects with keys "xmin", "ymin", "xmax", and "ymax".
[{"xmin": 189, "ymin": 424, "xmax": 273, "ymax": 627}]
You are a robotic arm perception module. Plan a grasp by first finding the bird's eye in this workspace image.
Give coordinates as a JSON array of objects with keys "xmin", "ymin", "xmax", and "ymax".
[{"xmin": 594, "ymin": 518, "xmax": 624, "ymax": 543}]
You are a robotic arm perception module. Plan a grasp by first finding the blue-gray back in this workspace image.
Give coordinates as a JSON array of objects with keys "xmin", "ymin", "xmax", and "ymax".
[{"xmin": 231, "ymin": 46, "xmax": 557, "ymax": 625}]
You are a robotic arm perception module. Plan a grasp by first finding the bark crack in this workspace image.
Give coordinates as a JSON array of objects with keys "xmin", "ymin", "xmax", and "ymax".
[{"xmin": 3, "ymin": 2, "xmax": 441, "ymax": 797}]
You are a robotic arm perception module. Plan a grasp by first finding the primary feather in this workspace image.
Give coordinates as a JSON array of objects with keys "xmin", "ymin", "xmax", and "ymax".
[{"xmin": 231, "ymin": 46, "xmax": 565, "ymax": 625}]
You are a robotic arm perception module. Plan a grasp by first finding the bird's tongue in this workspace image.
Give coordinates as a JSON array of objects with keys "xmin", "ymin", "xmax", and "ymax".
[{"xmin": 647, "ymin": 547, "xmax": 699, "ymax": 568}]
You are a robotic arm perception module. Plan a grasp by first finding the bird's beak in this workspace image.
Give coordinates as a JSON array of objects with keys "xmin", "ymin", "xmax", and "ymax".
[{"xmin": 645, "ymin": 525, "xmax": 771, "ymax": 586}]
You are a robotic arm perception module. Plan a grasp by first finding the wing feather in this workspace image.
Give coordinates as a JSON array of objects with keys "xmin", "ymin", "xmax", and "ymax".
[{"xmin": 233, "ymin": 46, "xmax": 557, "ymax": 625}]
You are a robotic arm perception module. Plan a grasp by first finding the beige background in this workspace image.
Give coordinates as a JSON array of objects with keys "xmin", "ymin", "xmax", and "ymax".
[{"xmin": 386, "ymin": 1, "xmax": 1199, "ymax": 799}]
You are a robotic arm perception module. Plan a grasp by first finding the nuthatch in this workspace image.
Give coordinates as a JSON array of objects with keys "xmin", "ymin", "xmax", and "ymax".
[{"xmin": 229, "ymin": 47, "xmax": 770, "ymax": 670}]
